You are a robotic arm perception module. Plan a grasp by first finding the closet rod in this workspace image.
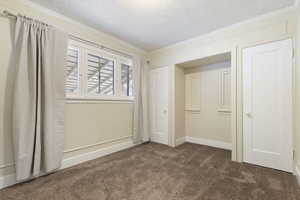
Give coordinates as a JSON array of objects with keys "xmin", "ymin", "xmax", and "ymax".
[{"xmin": 1, "ymin": 10, "xmax": 133, "ymax": 59}]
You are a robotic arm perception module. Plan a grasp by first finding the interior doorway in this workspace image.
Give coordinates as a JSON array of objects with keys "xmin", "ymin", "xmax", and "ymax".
[{"xmin": 173, "ymin": 52, "xmax": 234, "ymax": 156}]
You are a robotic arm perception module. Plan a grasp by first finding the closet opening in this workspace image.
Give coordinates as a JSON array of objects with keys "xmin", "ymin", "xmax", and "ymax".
[{"xmin": 174, "ymin": 52, "xmax": 233, "ymax": 156}]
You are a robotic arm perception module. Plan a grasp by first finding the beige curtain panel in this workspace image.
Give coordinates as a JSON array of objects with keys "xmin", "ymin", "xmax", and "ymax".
[
  {"xmin": 133, "ymin": 56, "xmax": 150, "ymax": 144},
  {"xmin": 11, "ymin": 16, "xmax": 68, "ymax": 181}
]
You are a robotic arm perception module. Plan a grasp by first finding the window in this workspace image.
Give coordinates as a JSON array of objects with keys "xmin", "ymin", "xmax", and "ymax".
[
  {"xmin": 121, "ymin": 64, "xmax": 133, "ymax": 96},
  {"xmin": 65, "ymin": 48, "xmax": 80, "ymax": 95},
  {"xmin": 87, "ymin": 53, "xmax": 114, "ymax": 96},
  {"xmin": 65, "ymin": 40, "xmax": 134, "ymax": 101}
]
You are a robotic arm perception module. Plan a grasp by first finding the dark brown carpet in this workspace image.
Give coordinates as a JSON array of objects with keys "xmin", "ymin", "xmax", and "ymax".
[{"xmin": 1, "ymin": 142, "xmax": 299, "ymax": 200}]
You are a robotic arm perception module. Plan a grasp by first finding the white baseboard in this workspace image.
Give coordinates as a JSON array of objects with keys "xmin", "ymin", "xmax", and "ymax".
[
  {"xmin": 185, "ymin": 136, "xmax": 232, "ymax": 150},
  {"xmin": 0, "ymin": 140, "xmax": 135, "ymax": 190},
  {"xmin": 175, "ymin": 137, "xmax": 186, "ymax": 147},
  {"xmin": 151, "ymin": 133, "xmax": 168, "ymax": 145},
  {"xmin": 0, "ymin": 174, "xmax": 16, "ymax": 190},
  {"xmin": 295, "ymin": 162, "xmax": 300, "ymax": 186},
  {"xmin": 61, "ymin": 140, "xmax": 135, "ymax": 169}
]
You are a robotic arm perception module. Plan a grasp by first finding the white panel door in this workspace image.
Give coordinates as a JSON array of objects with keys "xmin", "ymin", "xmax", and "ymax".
[
  {"xmin": 243, "ymin": 39, "xmax": 293, "ymax": 172},
  {"xmin": 150, "ymin": 67, "xmax": 169, "ymax": 145}
]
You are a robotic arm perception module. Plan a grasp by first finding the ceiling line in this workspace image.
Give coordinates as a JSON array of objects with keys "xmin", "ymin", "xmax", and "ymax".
[{"xmin": 150, "ymin": 5, "xmax": 297, "ymax": 53}]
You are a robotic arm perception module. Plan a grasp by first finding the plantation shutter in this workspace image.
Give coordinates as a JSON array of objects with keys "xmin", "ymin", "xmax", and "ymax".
[
  {"xmin": 65, "ymin": 48, "xmax": 79, "ymax": 95},
  {"xmin": 87, "ymin": 53, "xmax": 115, "ymax": 95},
  {"xmin": 121, "ymin": 64, "xmax": 133, "ymax": 96}
]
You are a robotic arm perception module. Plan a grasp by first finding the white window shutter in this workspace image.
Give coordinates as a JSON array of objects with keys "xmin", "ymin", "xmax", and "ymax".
[
  {"xmin": 65, "ymin": 48, "xmax": 79, "ymax": 95},
  {"xmin": 87, "ymin": 53, "xmax": 115, "ymax": 95}
]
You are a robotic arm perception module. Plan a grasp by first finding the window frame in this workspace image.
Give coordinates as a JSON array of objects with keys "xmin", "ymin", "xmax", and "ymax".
[{"xmin": 66, "ymin": 39, "xmax": 134, "ymax": 102}]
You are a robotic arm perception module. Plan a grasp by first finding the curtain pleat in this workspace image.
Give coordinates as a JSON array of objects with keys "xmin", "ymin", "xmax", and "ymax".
[
  {"xmin": 133, "ymin": 56, "xmax": 150, "ymax": 144},
  {"xmin": 11, "ymin": 16, "xmax": 68, "ymax": 181}
]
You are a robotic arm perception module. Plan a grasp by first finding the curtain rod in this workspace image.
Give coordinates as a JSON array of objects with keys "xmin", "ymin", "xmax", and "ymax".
[{"xmin": 1, "ymin": 10, "xmax": 133, "ymax": 59}]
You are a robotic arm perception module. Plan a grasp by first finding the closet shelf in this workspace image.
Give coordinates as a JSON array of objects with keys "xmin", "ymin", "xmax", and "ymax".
[
  {"xmin": 217, "ymin": 109, "xmax": 231, "ymax": 113},
  {"xmin": 185, "ymin": 109, "xmax": 201, "ymax": 113}
]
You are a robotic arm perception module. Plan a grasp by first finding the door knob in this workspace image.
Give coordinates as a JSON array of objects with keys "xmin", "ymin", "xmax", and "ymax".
[
  {"xmin": 163, "ymin": 109, "xmax": 167, "ymax": 114},
  {"xmin": 246, "ymin": 112, "xmax": 252, "ymax": 118}
]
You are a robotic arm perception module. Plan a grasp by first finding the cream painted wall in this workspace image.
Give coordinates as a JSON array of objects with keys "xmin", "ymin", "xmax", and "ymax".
[
  {"xmin": 185, "ymin": 61, "xmax": 231, "ymax": 143},
  {"xmin": 149, "ymin": 8, "xmax": 298, "ymax": 162},
  {"xmin": 296, "ymin": 7, "xmax": 300, "ymax": 170},
  {"xmin": 174, "ymin": 66, "xmax": 185, "ymax": 140},
  {"xmin": 63, "ymin": 103, "xmax": 133, "ymax": 158},
  {"xmin": 0, "ymin": 0, "xmax": 145, "ymax": 177}
]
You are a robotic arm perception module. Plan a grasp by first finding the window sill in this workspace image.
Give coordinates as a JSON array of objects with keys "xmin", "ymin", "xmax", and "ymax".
[{"xmin": 66, "ymin": 96, "xmax": 134, "ymax": 104}]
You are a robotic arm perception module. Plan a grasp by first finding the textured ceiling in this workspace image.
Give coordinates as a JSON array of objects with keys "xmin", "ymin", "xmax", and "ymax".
[{"xmin": 28, "ymin": 0, "xmax": 295, "ymax": 51}]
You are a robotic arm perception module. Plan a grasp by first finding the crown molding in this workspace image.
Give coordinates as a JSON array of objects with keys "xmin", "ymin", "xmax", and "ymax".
[
  {"xmin": 17, "ymin": 0, "xmax": 80, "ymax": 24},
  {"xmin": 13, "ymin": 0, "xmax": 298, "ymax": 54},
  {"xmin": 14, "ymin": 0, "xmax": 146, "ymax": 54},
  {"xmin": 151, "ymin": 5, "xmax": 298, "ymax": 53}
]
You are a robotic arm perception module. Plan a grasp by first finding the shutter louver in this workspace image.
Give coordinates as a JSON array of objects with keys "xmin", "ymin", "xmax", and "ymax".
[
  {"xmin": 65, "ymin": 48, "xmax": 79, "ymax": 94},
  {"xmin": 87, "ymin": 54, "xmax": 114, "ymax": 95},
  {"xmin": 121, "ymin": 64, "xmax": 133, "ymax": 96}
]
